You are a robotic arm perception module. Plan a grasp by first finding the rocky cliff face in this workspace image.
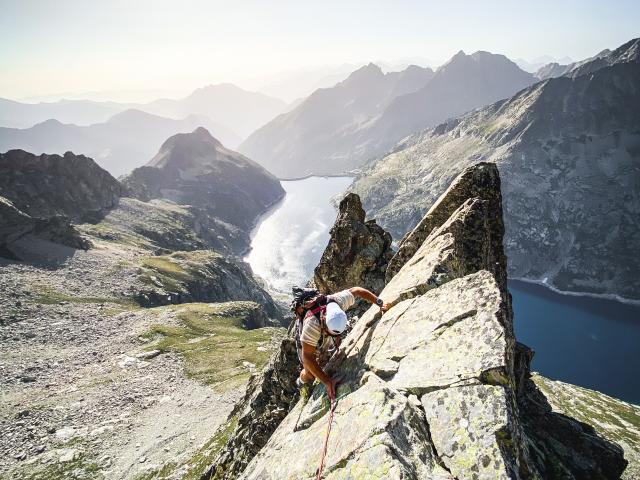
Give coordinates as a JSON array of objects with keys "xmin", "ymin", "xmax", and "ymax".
[
  {"xmin": 122, "ymin": 127, "xmax": 285, "ymax": 232},
  {"xmin": 205, "ymin": 163, "xmax": 626, "ymax": 479},
  {"xmin": 349, "ymin": 37, "xmax": 640, "ymax": 301},
  {"xmin": 313, "ymin": 193, "xmax": 393, "ymax": 313},
  {"xmin": 0, "ymin": 149, "xmax": 122, "ymax": 222},
  {"xmin": 0, "ymin": 149, "xmax": 123, "ymax": 259}
]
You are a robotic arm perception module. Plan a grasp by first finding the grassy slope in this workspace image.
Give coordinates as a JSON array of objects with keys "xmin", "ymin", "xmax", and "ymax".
[{"xmin": 533, "ymin": 373, "xmax": 640, "ymax": 480}]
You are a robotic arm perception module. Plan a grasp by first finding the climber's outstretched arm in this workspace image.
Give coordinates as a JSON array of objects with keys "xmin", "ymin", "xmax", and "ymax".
[{"xmin": 348, "ymin": 287, "xmax": 390, "ymax": 312}]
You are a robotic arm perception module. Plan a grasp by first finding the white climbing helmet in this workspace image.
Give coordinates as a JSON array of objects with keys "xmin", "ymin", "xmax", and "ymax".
[{"xmin": 325, "ymin": 302, "xmax": 347, "ymax": 335}]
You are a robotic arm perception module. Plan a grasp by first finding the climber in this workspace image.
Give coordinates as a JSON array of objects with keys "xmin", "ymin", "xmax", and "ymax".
[{"xmin": 291, "ymin": 286, "xmax": 389, "ymax": 401}]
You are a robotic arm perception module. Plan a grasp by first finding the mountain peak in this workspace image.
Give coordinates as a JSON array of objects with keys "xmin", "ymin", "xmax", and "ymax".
[
  {"xmin": 344, "ymin": 62, "xmax": 384, "ymax": 83},
  {"xmin": 192, "ymin": 126, "xmax": 216, "ymax": 140},
  {"xmin": 153, "ymin": 128, "xmax": 222, "ymax": 164}
]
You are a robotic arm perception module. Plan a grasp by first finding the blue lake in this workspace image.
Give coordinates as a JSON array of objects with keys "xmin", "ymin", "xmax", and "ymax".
[
  {"xmin": 247, "ymin": 176, "xmax": 640, "ymax": 405},
  {"xmin": 510, "ymin": 280, "xmax": 640, "ymax": 404}
]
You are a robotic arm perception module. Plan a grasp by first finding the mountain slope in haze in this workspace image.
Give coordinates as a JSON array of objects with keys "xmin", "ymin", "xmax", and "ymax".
[
  {"xmin": 141, "ymin": 83, "xmax": 286, "ymax": 139},
  {"xmin": 515, "ymin": 55, "xmax": 574, "ymax": 73},
  {"xmin": 256, "ymin": 64, "xmax": 359, "ymax": 103},
  {"xmin": 349, "ymin": 37, "xmax": 640, "ymax": 301},
  {"xmin": 122, "ymin": 127, "xmax": 284, "ymax": 231},
  {"xmin": 239, "ymin": 63, "xmax": 435, "ymax": 177},
  {"xmin": 0, "ymin": 109, "xmax": 239, "ymax": 177},
  {"xmin": 240, "ymin": 52, "xmax": 534, "ymax": 177}
]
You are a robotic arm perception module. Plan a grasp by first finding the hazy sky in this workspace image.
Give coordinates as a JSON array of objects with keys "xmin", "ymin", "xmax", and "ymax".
[{"xmin": 1, "ymin": 0, "xmax": 638, "ymax": 101}]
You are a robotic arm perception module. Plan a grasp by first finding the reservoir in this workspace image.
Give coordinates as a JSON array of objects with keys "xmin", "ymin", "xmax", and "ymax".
[{"xmin": 247, "ymin": 176, "xmax": 640, "ymax": 404}]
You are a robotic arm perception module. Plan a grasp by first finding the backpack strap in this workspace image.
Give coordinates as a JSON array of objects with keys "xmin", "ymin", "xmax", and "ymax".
[{"xmin": 295, "ymin": 295, "xmax": 339, "ymax": 364}]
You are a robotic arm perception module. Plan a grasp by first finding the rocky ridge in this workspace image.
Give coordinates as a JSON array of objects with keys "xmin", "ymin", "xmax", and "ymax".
[
  {"xmin": 535, "ymin": 37, "xmax": 639, "ymax": 80},
  {"xmin": 349, "ymin": 36, "xmax": 640, "ymax": 301},
  {"xmin": 205, "ymin": 163, "xmax": 628, "ymax": 479},
  {"xmin": 0, "ymin": 149, "xmax": 123, "ymax": 258},
  {"xmin": 0, "ymin": 149, "xmax": 122, "ymax": 221}
]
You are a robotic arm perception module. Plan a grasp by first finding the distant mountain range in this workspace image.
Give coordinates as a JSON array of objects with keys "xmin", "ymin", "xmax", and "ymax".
[
  {"xmin": 0, "ymin": 83, "xmax": 286, "ymax": 141},
  {"xmin": 349, "ymin": 37, "xmax": 640, "ymax": 301},
  {"xmin": 240, "ymin": 51, "xmax": 535, "ymax": 177},
  {"xmin": 0, "ymin": 109, "xmax": 240, "ymax": 177}
]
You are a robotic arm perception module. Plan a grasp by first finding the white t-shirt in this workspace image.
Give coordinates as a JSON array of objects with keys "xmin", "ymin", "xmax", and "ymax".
[{"xmin": 300, "ymin": 289, "xmax": 355, "ymax": 348}]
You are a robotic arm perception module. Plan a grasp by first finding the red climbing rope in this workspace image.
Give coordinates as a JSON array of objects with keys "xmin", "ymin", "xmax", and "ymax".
[{"xmin": 316, "ymin": 398, "xmax": 337, "ymax": 480}]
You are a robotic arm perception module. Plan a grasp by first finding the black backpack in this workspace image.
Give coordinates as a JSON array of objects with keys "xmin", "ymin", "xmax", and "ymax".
[{"xmin": 291, "ymin": 286, "xmax": 339, "ymax": 364}]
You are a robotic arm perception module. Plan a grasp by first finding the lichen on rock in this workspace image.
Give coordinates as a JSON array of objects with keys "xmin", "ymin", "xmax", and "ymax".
[{"xmin": 204, "ymin": 163, "xmax": 627, "ymax": 480}]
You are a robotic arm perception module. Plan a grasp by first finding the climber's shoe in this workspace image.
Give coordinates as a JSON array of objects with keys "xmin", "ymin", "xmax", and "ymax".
[{"xmin": 296, "ymin": 377, "xmax": 313, "ymax": 403}]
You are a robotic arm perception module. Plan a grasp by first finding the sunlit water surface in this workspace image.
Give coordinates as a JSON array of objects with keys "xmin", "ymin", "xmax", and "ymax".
[{"xmin": 245, "ymin": 176, "xmax": 354, "ymax": 294}]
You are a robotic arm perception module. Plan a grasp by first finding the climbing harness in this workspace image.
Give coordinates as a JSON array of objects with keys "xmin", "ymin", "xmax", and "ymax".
[{"xmin": 316, "ymin": 397, "xmax": 337, "ymax": 480}]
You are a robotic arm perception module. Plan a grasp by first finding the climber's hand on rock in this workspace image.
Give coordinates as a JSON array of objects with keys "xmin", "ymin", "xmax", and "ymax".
[{"xmin": 379, "ymin": 302, "xmax": 390, "ymax": 313}]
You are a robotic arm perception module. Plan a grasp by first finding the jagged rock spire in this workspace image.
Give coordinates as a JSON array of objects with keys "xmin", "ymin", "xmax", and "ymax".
[{"xmin": 313, "ymin": 192, "xmax": 393, "ymax": 303}]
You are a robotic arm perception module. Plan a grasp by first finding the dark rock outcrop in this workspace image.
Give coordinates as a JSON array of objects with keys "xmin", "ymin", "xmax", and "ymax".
[
  {"xmin": 0, "ymin": 196, "xmax": 89, "ymax": 259},
  {"xmin": 0, "ymin": 149, "xmax": 122, "ymax": 222},
  {"xmin": 208, "ymin": 163, "xmax": 626, "ymax": 479},
  {"xmin": 121, "ymin": 128, "xmax": 285, "ymax": 232},
  {"xmin": 313, "ymin": 193, "xmax": 393, "ymax": 312},
  {"xmin": 515, "ymin": 344, "xmax": 628, "ymax": 479}
]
